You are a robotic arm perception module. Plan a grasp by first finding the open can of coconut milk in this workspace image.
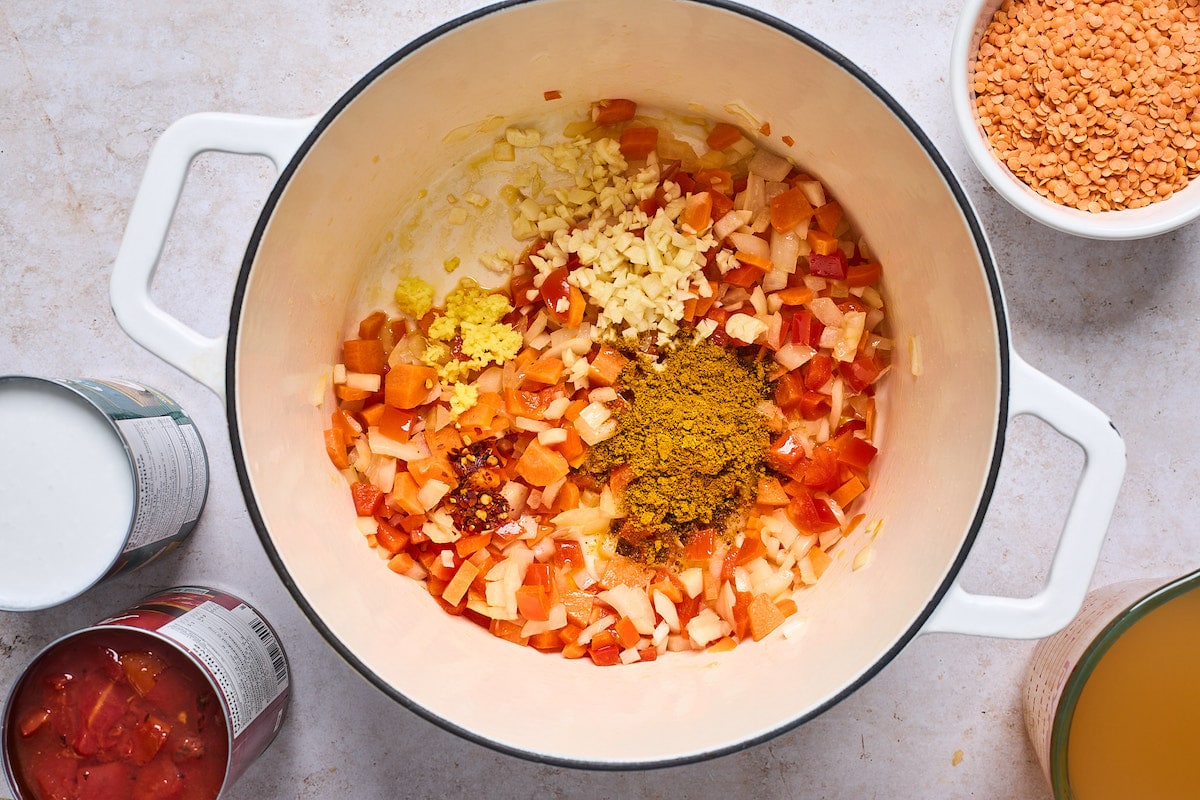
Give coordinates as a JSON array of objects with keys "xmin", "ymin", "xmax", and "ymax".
[
  {"xmin": 1, "ymin": 586, "xmax": 290, "ymax": 800},
  {"xmin": 0, "ymin": 376, "xmax": 209, "ymax": 611}
]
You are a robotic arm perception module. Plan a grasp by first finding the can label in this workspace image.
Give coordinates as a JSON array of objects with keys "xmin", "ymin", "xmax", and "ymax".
[
  {"xmin": 94, "ymin": 587, "xmax": 290, "ymax": 785},
  {"xmin": 62, "ymin": 378, "xmax": 209, "ymax": 575}
]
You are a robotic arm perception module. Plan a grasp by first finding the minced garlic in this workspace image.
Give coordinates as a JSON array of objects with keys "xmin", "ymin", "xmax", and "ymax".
[
  {"xmin": 394, "ymin": 276, "xmax": 435, "ymax": 319},
  {"xmin": 421, "ymin": 279, "xmax": 522, "ymax": 387}
]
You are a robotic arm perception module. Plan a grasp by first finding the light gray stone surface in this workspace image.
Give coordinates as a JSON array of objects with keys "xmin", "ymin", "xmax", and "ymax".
[{"xmin": 1, "ymin": 1, "xmax": 1194, "ymax": 798}]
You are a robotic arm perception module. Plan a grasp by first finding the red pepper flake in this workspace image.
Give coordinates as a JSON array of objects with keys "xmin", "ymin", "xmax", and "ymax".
[
  {"xmin": 781, "ymin": 134, "xmax": 795, "ymax": 147},
  {"xmin": 543, "ymin": 89, "xmax": 562, "ymax": 101},
  {"xmin": 759, "ymin": 121, "xmax": 771, "ymax": 136}
]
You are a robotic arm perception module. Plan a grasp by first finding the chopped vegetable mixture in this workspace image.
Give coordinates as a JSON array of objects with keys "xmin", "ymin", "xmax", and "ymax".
[{"xmin": 324, "ymin": 97, "xmax": 891, "ymax": 665}]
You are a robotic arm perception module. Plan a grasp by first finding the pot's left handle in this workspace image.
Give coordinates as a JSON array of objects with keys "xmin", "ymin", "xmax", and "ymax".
[
  {"xmin": 110, "ymin": 112, "xmax": 319, "ymax": 400},
  {"xmin": 921, "ymin": 353, "xmax": 1126, "ymax": 639}
]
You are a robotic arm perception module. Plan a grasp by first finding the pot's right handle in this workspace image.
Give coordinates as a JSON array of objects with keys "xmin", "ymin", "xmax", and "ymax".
[
  {"xmin": 921, "ymin": 352, "xmax": 1126, "ymax": 639},
  {"xmin": 110, "ymin": 112, "xmax": 318, "ymax": 400}
]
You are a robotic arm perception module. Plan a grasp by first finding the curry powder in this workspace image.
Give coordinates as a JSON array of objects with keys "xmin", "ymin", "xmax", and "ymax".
[{"xmin": 587, "ymin": 337, "xmax": 771, "ymax": 564}]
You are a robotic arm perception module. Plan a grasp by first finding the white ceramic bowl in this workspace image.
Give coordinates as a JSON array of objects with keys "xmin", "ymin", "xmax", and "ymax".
[
  {"xmin": 111, "ymin": 0, "xmax": 1126, "ymax": 768},
  {"xmin": 951, "ymin": 0, "xmax": 1200, "ymax": 240}
]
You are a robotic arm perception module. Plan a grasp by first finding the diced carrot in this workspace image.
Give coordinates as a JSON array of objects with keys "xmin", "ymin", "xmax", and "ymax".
[
  {"xmin": 607, "ymin": 463, "xmax": 634, "ymax": 495},
  {"xmin": 387, "ymin": 552, "xmax": 415, "ymax": 575},
  {"xmin": 335, "ymin": 384, "xmax": 374, "ymax": 402},
  {"xmin": 378, "ymin": 406, "xmax": 417, "ymax": 442},
  {"xmin": 359, "ymin": 402, "xmax": 385, "ymax": 429},
  {"xmin": 731, "ymin": 590, "xmax": 754, "ymax": 640},
  {"xmin": 330, "ymin": 408, "xmax": 362, "ymax": 440},
  {"xmin": 490, "ymin": 618, "xmax": 529, "ymax": 645},
  {"xmin": 680, "ymin": 191, "xmax": 712, "ymax": 234},
  {"xmin": 562, "ymin": 642, "xmax": 589, "ymax": 659},
  {"xmin": 776, "ymin": 598, "xmax": 799, "ymax": 618},
  {"xmin": 441, "ymin": 560, "xmax": 480, "ymax": 607},
  {"xmin": 408, "ymin": 455, "xmax": 456, "ymax": 487},
  {"xmin": 748, "ymin": 593, "xmax": 787, "ymax": 641},
  {"xmin": 588, "ymin": 630, "xmax": 622, "ymax": 666},
  {"xmin": 599, "ymin": 554, "xmax": 654, "ymax": 590},
  {"xmin": 563, "ymin": 398, "xmax": 589, "ymax": 421},
  {"xmin": 551, "ymin": 478, "xmax": 581, "ymax": 512},
  {"xmin": 831, "ymin": 475, "xmax": 867, "ymax": 508},
  {"xmin": 846, "ymin": 261, "xmax": 882, "ymax": 288},
  {"xmin": 774, "ymin": 286, "xmax": 815, "ymax": 306},
  {"xmin": 342, "ymin": 338, "xmax": 387, "ymax": 375},
  {"xmin": 706, "ymin": 122, "xmax": 743, "ymax": 150},
  {"xmin": 682, "ymin": 297, "xmax": 698, "ymax": 322},
  {"xmin": 454, "ymin": 532, "xmax": 492, "ymax": 558},
  {"xmin": 529, "ymin": 630, "xmax": 564, "ymax": 651},
  {"xmin": 693, "ymin": 281, "xmax": 718, "ymax": 316},
  {"xmin": 558, "ymin": 623, "xmax": 583, "ymax": 645},
  {"xmin": 769, "ymin": 186, "xmax": 814, "ymax": 233},
  {"xmin": 389, "ymin": 472, "xmax": 424, "ymax": 515},
  {"xmin": 566, "ymin": 285, "xmax": 586, "ymax": 329},
  {"xmin": 806, "ymin": 228, "xmax": 840, "ymax": 256},
  {"xmin": 561, "ymin": 589, "xmax": 595, "ymax": 628},
  {"xmin": 515, "ymin": 439, "xmax": 570, "ymax": 487},
  {"xmin": 614, "ymin": 616, "xmax": 641, "ymax": 650},
  {"xmin": 619, "ymin": 126, "xmax": 658, "ymax": 160},
  {"xmin": 384, "ymin": 363, "xmax": 438, "ymax": 409},
  {"xmin": 324, "ymin": 427, "xmax": 350, "ymax": 469},
  {"xmin": 453, "ymin": 393, "xmax": 501, "ymax": 431},
  {"xmin": 722, "ymin": 264, "xmax": 767, "ymax": 288},
  {"xmin": 351, "ymin": 482, "xmax": 384, "ymax": 516},
  {"xmin": 592, "ymin": 98, "xmax": 637, "ymax": 125},
  {"xmin": 734, "ymin": 249, "xmax": 773, "ymax": 272},
  {"xmin": 814, "ymin": 200, "xmax": 843, "ymax": 234},
  {"xmin": 756, "ymin": 476, "xmax": 790, "ymax": 506},
  {"xmin": 553, "ymin": 424, "xmax": 586, "ymax": 467},
  {"xmin": 588, "ymin": 345, "xmax": 628, "ymax": 387},
  {"xmin": 649, "ymin": 578, "xmax": 683, "ymax": 604},
  {"xmin": 357, "ymin": 310, "xmax": 388, "ymax": 340},
  {"xmin": 522, "ymin": 357, "xmax": 565, "ymax": 387},
  {"xmin": 706, "ymin": 636, "xmax": 738, "ymax": 653},
  {"xmin": 427, "ymin": 426, "xmax": 464, "ymax": 457}
]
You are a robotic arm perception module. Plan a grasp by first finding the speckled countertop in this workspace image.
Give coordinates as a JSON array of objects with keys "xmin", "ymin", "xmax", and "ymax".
[{"xmin": 1, "ymin": 2, "xmax": 1196, "ymax": 798}]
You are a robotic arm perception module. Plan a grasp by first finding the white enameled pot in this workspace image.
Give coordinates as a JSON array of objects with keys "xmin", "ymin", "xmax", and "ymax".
[{"xmin": 109, "ymin": 0, "xmax": 1126, "ymax": 768}]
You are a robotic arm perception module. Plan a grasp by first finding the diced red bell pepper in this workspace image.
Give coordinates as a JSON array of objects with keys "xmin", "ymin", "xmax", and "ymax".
[
  {"xmin": 588, "ymin": 630, "xmax": 622, "ymax": 666},
  {"xmin": 351, "ymin": 482, "xmax": 385, "ymax": 516},
  {"xmin": 774, "ymin": 371, "xmax": 807, "ymax": 411},
  {"xmin": 786, "ymin": 489, "xmax": 840, "ymax": 533},
  {"xmin": 841, "ymin": 352, "xmax": 884, "ymax": 392},
  {"xmin": 683, "ymin": 528, "xmax": 716, "ymax": 562},
  {"xmin": 766, "ymin": 431, "xmax": 806, "ymax": 471},
  {"xmin": 808, "ymin": 249, "xmax": 848, "ymax": 279},
  {"xmin": 802, "ymin": 444, "xmax": 841, "ymax": 493},
  {"xmin": 789, "ymin": 309, "xmax": 825, "ymax": 348},
  {"xmin": 804, "ymin": 354, "xmax": 833, "ymax": 391},
  {"xmin": 799, "ymin": 391, "xmax": 831, "ymax": 421}
]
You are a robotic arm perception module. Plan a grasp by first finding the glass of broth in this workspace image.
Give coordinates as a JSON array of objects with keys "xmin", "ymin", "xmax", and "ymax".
[{"xmin": 1022, "ymin": 571, "xmax": 1200, "ymax": 799}]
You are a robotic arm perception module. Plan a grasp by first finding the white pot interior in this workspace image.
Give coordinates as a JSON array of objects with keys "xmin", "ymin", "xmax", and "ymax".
[{"xmin": 230, "ymin": 0, "xmax": 1005, "ymax": 765}]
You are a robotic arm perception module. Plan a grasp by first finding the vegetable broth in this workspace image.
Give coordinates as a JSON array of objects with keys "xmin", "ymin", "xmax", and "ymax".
[{"xmin": 1066, "ymin": 586, "xmax": 1200, "ymax": 799}]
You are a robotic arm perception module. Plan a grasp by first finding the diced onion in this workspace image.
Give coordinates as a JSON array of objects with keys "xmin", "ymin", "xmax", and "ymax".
[{"xmin": 748, "ymin": 148, "xmax": 792, "ymax": 182}]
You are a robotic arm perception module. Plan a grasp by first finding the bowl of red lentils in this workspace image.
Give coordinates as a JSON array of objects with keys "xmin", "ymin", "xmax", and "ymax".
[{"xmin": 952, "ymin": 0, "xmax": 1200, "ymax": 239}]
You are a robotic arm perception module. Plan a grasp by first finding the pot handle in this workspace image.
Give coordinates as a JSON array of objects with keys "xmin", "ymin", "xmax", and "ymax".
[
  {"xmin": 110, "ymin": 112, "xmax": 319, "ymax": 399},
  {"xmin": 921, "ymin": 352, "xmax": 1126, "ymax": 639}
]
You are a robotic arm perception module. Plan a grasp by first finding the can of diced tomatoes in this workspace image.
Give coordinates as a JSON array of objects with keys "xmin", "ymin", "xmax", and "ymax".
[
  {"xmin": 1, "ymin": 587, "xmax": 290, "ymax": 800},
  {"xmin": 0, "ymin": 376, "xmax": 209, "ymax": 611}
]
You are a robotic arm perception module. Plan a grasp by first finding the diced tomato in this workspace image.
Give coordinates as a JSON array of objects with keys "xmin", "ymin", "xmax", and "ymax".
[
  {"xmin": 539, "ymin": 265, "xmax": 573, "ymax": 323},
  {"xmin": 734, "ymin": 536, "xmax": 767, "ymax": 566},
  {"xmin": 119, "ymin": 651, "xmax": 166, "ymax": 698},
  {"xmin": 374, "ymin": 517, "xmax": 410, "ymax": 555},
  {"xmin": 614, "ymin": 616, "xmax": 641, "ymax": 649},
  {"xmin": 722, "ymin": 263, "xmax": 767, "ymax": 288},
  {"xmin": 515, "ymin": 439, "xmax": 570, "ymax": 487},
  {"xmin": 554, "ymin": 539, "xmax": 585, "ymax": 571},
  {"xmin": 806, "ymin": 228, "xmax": 840, "ymax": 256},
  {"xmin": 676, "ymin": 594, "xmax": 702, "ymax": 629},
  {"xmin": 379, "ymin": 406, "xmax": 418, "ymax": 442},
  {"xmin": 808, "ymin": 249, "xmax": 847, "ymax": 279},
  {"xmin": 130, "ymin": 716, "xmax": 171, "ymax": 766},
  {"xmin": 756, "ymin": 475, "xmax": 790, "ymax": 506},
  {"xmin": 681, "ymin": 191, "xmax": 713, "ymax": 233},
  {"xmin": 75, "ymin": 761, "xmax": 134, "ymax": 800}
]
